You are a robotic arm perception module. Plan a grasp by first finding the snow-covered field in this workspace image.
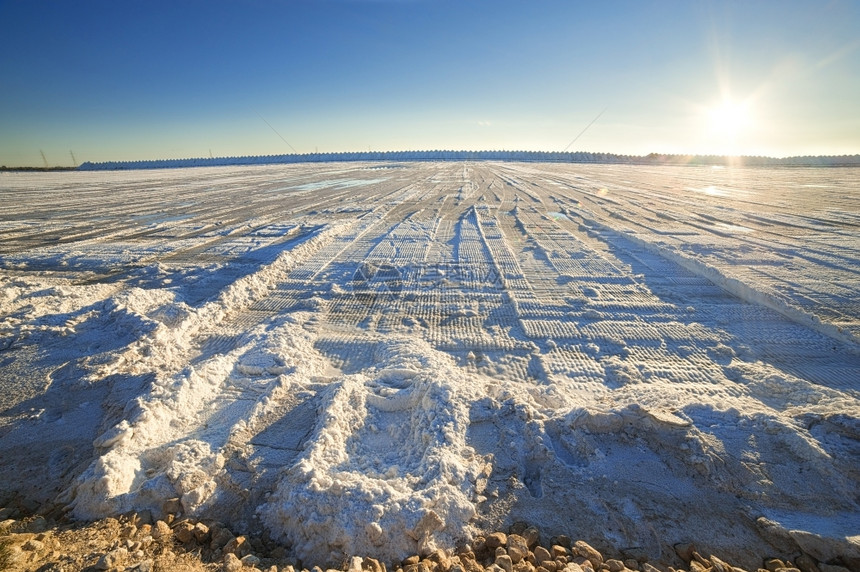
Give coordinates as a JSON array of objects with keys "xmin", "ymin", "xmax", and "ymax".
[{"xmin": 1, "ymin": 162, "xmax": 858, "ymax": 568}]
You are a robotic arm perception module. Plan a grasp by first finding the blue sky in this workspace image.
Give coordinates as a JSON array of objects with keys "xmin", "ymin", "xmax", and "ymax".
[{"xmin": 1, "ymin": 0, "xmax": 858, "ymax": 166}]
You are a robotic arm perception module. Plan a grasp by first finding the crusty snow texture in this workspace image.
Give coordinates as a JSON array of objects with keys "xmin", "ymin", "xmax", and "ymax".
[{"xmin": 1, "ymin": 163, "xmax": 859, "ymax": 568}]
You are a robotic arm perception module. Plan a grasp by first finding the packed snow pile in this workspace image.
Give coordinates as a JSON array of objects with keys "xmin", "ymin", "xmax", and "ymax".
[{"xmin": 1, "ymin": 163, "xmax": 859, "ymax": 569}]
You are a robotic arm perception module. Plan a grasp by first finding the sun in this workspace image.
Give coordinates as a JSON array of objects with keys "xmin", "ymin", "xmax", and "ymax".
[{"xmin": 702, "ymin": 98, "xmax": 755, "ymax": 154}]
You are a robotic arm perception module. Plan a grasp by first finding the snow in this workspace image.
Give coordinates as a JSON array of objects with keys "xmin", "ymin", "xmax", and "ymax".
[{"xmin": 1, "ymin": 162, "xmax": 859, "ymax": 568}]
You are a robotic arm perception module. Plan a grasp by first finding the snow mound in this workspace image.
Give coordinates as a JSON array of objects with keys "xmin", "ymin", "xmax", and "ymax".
[{"xmin": 260, "ymin": 337, "xmax": 484, "ymax": 565}]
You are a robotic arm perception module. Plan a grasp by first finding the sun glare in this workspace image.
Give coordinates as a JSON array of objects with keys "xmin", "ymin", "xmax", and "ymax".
[{"xmin": 703, "ymin": 98, "xmax": 755, "ymax": 154}]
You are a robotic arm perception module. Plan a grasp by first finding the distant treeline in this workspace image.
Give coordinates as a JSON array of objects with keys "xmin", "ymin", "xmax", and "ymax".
[
  {"xmin": 0, "ymin": 166, "xmax": 78, "ymax": 172},
  {"xmin": 69, "ymin": 150, "xmax": 860, "ymax": 171}
]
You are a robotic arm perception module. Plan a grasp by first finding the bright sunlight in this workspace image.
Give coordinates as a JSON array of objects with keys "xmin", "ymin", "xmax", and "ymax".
[{"xmin": 702, "ymin": 98, "xmax": 755, "ymax": 154}]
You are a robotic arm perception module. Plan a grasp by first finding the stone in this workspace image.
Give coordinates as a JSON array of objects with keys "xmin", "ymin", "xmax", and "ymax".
[
  {"xmin": 523, "ymin": 528, "xmax": 541, "ymax": 550},
  {"xmin": 211, "ymin": 526, "xmax": 235, "ymax": 549},
  {"xmin": 642, "ymin": 564, "xmax": 663, "ymax": 572},
  {"xmin": 794, "ymin": 556, "xmax": 819, "ymax": 572},
  {"xmin": 403, "ymin": 555, "xmax": 421, "ymax": 566},
  {"xmin": 605, "ymin": 560, "xmax": 625, "ymax": 572},
  {"xmin": 223, "ymin": 552, "xmax": 243, "ymax": 572},
  {"xmin": 193, "ymin": 522, "xmax": 210, "ymax": 543},
  {"xmin": 624, "ymin": 561, "xmax": 639, "ymax": 571},
  {"xmin": 535, "ymin": 547, "xmax": 553, "ymax": 565},
  {"xmin": 22, "ymin": 538, "xmax": 44, "ymax": 551},
  {"xmin": 174, "ymin": 521, "xmax": 196, "ymax": 543},
  {"xmin": 574, "ymin": 542, "xmax": 603, "ymax": 569},
  {"xmin": 162, "ymin": 498, "xmax": 181, "ymax": 516},
  {"xmin": 515, "ymin": 562, "xmax": 537, "ymax": 572},
  {"xmin": 765, "ymin": 560, "xmax": 787, "ymax": 572},
  {"xmin": 817, "ymin": 566, "xmax": 849, "ymax": 572},
  {"xmin": 463, "ymin": 557, "xmax": 485, "ymax": 572},
  {"xmin": 487, "ymin": 533, "xmax": 508, "ymax": 550},
  {"xmin": 242, "ymin": 554, "xmax": 262, "ymax": 567},
  {"xmin": 364, "ymin": 557, "xmax": 386, "ymax": 572},
  {"xmin": 508, "ymin": 535, "xmax": 530, "ymax": 564},
  {"xmin": 96, "ymin": 547, "xmax": 128, "ymax": 570},
  {"xmin": 552, "ymin": 537, "xmax": 573, "ymax": 551},
  {"xmin": 26, "ymin": 516, "xmax": 48, "ymax": 533},
  {"xmin": 553, "ymin": 547, "xmax": 570, "ymax": 559},
  {"xmin": 674, "ymin": 545, "xmax": 696, "ymax": 564},
  {"xmin": 689, "ymin": 561, "xmax": 709, "ymax": 572},
  {"xmin": 711, "ymin": 556, "xmax": 733, "ymax": 572},
  {"xmin": 224, "ymin": 535, "xmax": 250, "ymax": 558},
  {"xmin": 428, "ymin": 549, "xmax": 450, "ymax": 562},
  {"xmin": 153, "ymin": 520, "xmax": 172, "ymax": 539},
  {"xmin": 497, "ymin": 555, "xmax": 514, "ymax": 572},
  {"xmin": 564, "ymin": 564, "xmax": 585, "ymax": 572},
  {"xmin": 510, "ymin": 523, "xmax": 530, "ymax": 536}
]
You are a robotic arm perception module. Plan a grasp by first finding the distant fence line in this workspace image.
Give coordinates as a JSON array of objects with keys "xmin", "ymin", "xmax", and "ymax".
[{"xmin": 77, "ymin": 150, "xmax": 860, "ymax": 171}]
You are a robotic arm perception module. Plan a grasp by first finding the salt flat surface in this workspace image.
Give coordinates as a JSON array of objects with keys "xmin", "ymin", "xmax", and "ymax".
[{"xmin": 1, "ymin": 162, "xmax": 858, "ymax": 567}]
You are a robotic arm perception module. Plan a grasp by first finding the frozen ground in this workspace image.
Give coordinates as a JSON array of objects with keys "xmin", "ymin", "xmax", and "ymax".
[{"xmin": 0, "ymin": 162, "xmax": 858, "ymax": 568}]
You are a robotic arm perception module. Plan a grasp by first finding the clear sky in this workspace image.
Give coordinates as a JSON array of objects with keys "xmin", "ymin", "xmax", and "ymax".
[{"xmin": 1, "ymin": 0, "xmax": 858, "ymax": 167}]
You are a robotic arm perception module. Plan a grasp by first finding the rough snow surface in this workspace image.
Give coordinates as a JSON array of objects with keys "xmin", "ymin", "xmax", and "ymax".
[{"xmin": 1, "ymin": 163, "xmax": 859, "ymax": 568}]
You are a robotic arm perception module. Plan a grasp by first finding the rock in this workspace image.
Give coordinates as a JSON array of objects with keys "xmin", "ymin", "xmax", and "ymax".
[
  {"xmin": 26, "ymin": 516, "xmax": 48, "ymax": 533},
  {"xmin": 624, "ymin": 560, "xmax": 640, "ymax": 571},
  {"xmin": 136, "ymin": 559, "xmax": 154, "ymax": 572},
  {"xmin": 174, "ymin": 520, "xmax": 196, "ymax": 543},
  {"xmin": 535, "ymin": 547, "xmax": 553, "ymax": 565},
  {"xmin": 690, "ymin": 561, "xmax": 709, "ymax": 572},
  {"xmin": 428, "ymin": 548, "xmax": 452, "ymax": 572},
  {"xmin": 22, "ymin": 538, "xmax": 44, "ymax": 551},
  {"xmin": 224, "ymin": 535, "xmax": 250, "ymax": 558},
  {"xmin": 487, "ymin": 533, "xmax": 508, "ymax": 550},
  {"xmin": 574, "ymin": 542, "xmax": 603, "ymax": 568},
  {"xmin": 508, "ymin": 535, "xmax": 530, "ymax": 564},
  {"xmin": 223, "ymin": 552, "xmax": 243, "ymax": 572},
  {"xmin": 162, "ymin": 498, "xmax": 181, "ymax": 516},
  {"xmin": 121, "ymin": 524, "xmax": 138, "ymax": 539},
  {"xmin": 510, "ymin": 523, "xmax": 530, "ymax": 536},
  {"xmin": 553, "ymin": 537, "xmax": 573, "ymax": 551},
  {"xmin": 765, "ymin": 560, "xmax": 788, "ymax": 572},
  {"xmin": 96, "ymin": 547, "xmax": 128, "ymax": 570},
  {"xmin": 523, "ymin": 528, "xmax": 541, "ymax": 550},
  {"xmin": 211, "ymin": 526, "xmax": 235, "ymax": 549},
  {"xmin": 193, "ymin": 522, "xmax": 210, "ymax": 543},
  {"xmin": 242, "ymin": 554, "xmax": 261, "ymax": 567},
  {"xmin": 711, "ymin": 556, "xmax": 733, "ymax": 572},
  {"xmin": 497, "ymin": 555, "xmax": 514, "ymax": 572},
  {"xmin": 641, "ymin": 565, "xmax": 663, "ymax": 572},
  {"xmin": 404, "ymin": 555, "xmax": 421, "ymax": 566},
  {"xmin": 462, "ymin": 557, "xmax": 485, "ymax": 572},
  {"xmin": 605, "ymin": 560, "xmax": 626, "ymax": 572},
  {"xmin": 363, "ymin": 557, "xmax": 386, "ymax": 572},
  {"xmin": 153, "ymin": 520, "xmax": 172, "ymax": 539},
  {"xmin": 673, "ymin": 544, "xmax": 696, "ymax": 564},
  {"xmin": 564, "ymin": 564, "xmax": 585, "ymax": 572},
  {"xmin": 553, "ymin": 547, "xmax": 570, "ymax": 559},
  {"xmin": 794, "ymin": 556, "xmax": 819, "ymax": 572},
  {"xmin": 817, "ymin": 565, "xmax": 849, "ymax": 572}
]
